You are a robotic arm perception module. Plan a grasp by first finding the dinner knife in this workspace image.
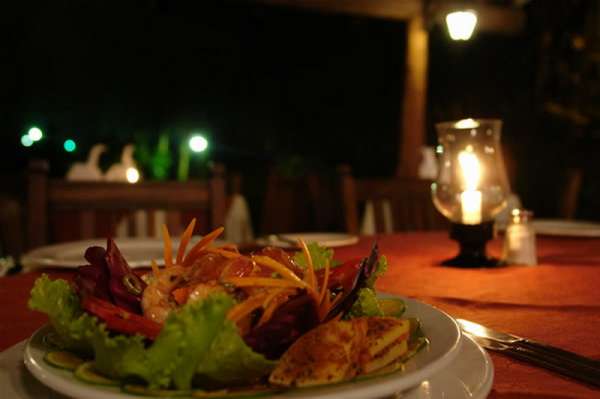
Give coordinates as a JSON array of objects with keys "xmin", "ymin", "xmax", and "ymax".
[
  {"xmin": 457, "ymin": 319, "xmax": 600, "ymax": 372},
  {"xmin": 465, "ymin": 334, "xmax": 600, "ymax": 388}
]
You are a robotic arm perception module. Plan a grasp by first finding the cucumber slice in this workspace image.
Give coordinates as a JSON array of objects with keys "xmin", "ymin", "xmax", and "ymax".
[
  {"xmin": 43, "ymin": 351, "xmax": 85, "ymax": 371},
  {"xmin": 378, "ymin": 298, "xmax": 406, "ymax": 317},
  {"xmin": 122, "ymin": 384, "xmax": 191, "ymax": 397},
  {"xmin": 43, "ymin": 332, "xmax": 63, "ymax": 348},
  {"xmin": 74, "ymin": 362, "xmax": 119, "ymax": 386}
]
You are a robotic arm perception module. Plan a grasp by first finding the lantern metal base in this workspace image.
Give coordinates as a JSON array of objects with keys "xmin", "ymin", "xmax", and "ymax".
[{"xmin": 442, "ymin": 222, "xmax": 502, "ymax": 268}]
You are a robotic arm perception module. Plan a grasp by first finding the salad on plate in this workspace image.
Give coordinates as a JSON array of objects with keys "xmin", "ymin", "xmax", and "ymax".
[{"xmin": 28, "ymin": 219, "xmax": 427, "ymax": 397}]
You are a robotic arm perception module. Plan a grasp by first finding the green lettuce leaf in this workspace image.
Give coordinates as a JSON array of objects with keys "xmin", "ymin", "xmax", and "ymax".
[
  {"xmin": 85, "ymin": 293, "xmax": 235, "ymax": 390},
  {"xmin": 29, "ymin": 276, "xmax": 274, "ymax": 390},
  {"xmin": 89, "ymin": 325, "xmax": 149, "ymax": 380},
  {"xmin": 366, "ymin": 255, "xmax": 388, "ymax": 288},
  {"xmin": 196, "ymin": 320, "xmax": 277, "ymax": 385},
  {"xmin": 346, "ymin": 288, "xmax": 384, "ymax": 318},
  {"xmin": 28, "ymin": 274, "xmax": 97, "ymax": 354},
  {"xmin": 293, "ymin": 242, "xmax": 339, "ymax": 270}
]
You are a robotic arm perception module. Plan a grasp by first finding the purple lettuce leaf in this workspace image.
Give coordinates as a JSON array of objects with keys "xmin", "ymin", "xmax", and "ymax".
[
  {"xmin": 243, "ymin": 293, "xmax": 319, "ymax": 360},
  {"xmin": 104, "ymin": 238, "xmax": 146, "ymax": 314},
  {"xmin": 74, "ymin": 246, "xmax": 111, "ymax": 301}
]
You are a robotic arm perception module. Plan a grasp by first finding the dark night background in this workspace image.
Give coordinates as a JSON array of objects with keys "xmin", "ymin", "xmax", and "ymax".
[{"xmin": 2, "ymin": 0, "xmax": 599, "ymax": 229}]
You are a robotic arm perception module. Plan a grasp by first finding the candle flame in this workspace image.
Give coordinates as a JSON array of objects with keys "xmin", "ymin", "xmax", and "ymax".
[
  {"xmin": 454, "ymin": 118, "xmax": 480, "ymax": 129},
  {"xmin": 458, "ymin": 147, "xmax": 480, "ymax": 190}
]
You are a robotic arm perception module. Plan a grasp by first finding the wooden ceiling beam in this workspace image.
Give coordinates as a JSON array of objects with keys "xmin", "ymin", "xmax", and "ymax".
[
  {"xmin": 255, "ymin": 1, "xmax": 525, "ymax": 35},
  {"xmin": 255, "ymin": 0, "xmax": 422, "ymax": 20}
]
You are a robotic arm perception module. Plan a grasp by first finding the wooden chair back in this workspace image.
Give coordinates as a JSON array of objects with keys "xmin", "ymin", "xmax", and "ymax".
[
  {"xmin": 26, "ymin": 160, "xmax": 227, "ymax": 249},
  {"xmin": 338, "ymin": 165, "xmax": 447, "ymax": 234},
  {"xmin": 260, "ymin": 170, "xmax": 337, "ymax": 235}
]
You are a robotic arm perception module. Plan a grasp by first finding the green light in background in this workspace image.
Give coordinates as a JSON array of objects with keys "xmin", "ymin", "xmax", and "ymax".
[
  {"xmin": 189, "ymin": 134, "xmax": 208, "ymax": 153},
  {"xmin": 21, "ymin": 134, "xmax": 33, "ymax": 147},
  {"xmin": 64, "ymin": 139, "xmax": 76, "ymax": 152},
  {"xmin": 28, "ymin": 127, "xmax": 43, "ymax": 141}
]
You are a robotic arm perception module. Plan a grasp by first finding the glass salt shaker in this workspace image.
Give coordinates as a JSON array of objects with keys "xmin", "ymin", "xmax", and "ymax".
[{"xmin": 502, "ymin": 209, "xmax": 537, "ymax": 266}]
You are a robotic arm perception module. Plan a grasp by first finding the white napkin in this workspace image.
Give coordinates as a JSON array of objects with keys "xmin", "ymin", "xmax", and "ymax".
[
  {"xmin": 360, "ymin": 200, "xmax": 394, "ymax": 235},
  {"xmin": 224, "ymin": 194, "xmax": 254, "ymax": 243}
]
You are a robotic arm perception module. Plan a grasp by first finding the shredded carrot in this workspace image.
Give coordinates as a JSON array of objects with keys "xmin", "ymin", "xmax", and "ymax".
[
  {"xmin": 183, "ymin": 226, "xmax": 225, "ymax": 266},
  {"xmin": 298, "ymin": 239, "xmax": 316, "ymax": 292},
  {"xmin": 218, "ymin": 243, "xmax": 240, "ymax": 253},
  {"xmin": 222, "ymin": 277, "xmax": 305, "ymax": 289},
  {"xmin": 251, "ymin": 256, "xmax": 304, "ymax": 284},
  {"xmin": 172, "ymin": 286, "xmax": 191, "ymax": 305},
  {"xmin": 227, "ymin": 293, "xmax": 269, "ymax": 322},
  {"xmin": 332, "ymin": 312, "xmax": 344, "ymax": 322},
  {"xmin": 262, "ymin": 288, "xmax": 286, "ymax": 307},
  {"xmin": 205, "ymin": 248, "xmax": 241, "ymax": 259},
  {"xmin": 151, "ymin": 259, "xmax": 160, "ymax": 279},
  {"xmin": 161, "ymin": 225, "xmax": 174, "ymax": 267},
  {"xmin": 257, "ymin": 291, "xmax": 291, "ymax": 326},
  {"xmin": 318, "ymin": 291, "xmax": 330, "ymax": 320},
  {"xmin": 176, "ymin": 218, "xmax": 196, "ymax": 265},
  {"xmin": 329, "ymin": 292, "xmax": 344, "ymax": 311},
  {"xmin": 319, "ymin": 260, "xmax": 330, "ymax": 305},
  {"xmin": 297, "ymin": 239, "xmax": 321, "ymax": 305}
]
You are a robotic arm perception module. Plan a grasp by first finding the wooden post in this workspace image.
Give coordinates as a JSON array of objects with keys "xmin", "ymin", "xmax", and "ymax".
[
  {"xmin": 27, "ymin": 160, "xmax": 49, "ymax": 249},
  {"xmin": 398, "ymin": 15, "xmax": 428, "ymax": 178},
  {"xmin": 210, "ymin": 163, "xmax": 227, "ymax": 229},
  {"xmin": 337, "ymin": 164, "xmax": 359, "ymax": 235}
]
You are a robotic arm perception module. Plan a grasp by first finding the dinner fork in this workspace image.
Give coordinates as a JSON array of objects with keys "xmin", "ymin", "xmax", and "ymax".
[{"xmin": 466, "ymin": 334, "xmax": 600, "ymax": 388}]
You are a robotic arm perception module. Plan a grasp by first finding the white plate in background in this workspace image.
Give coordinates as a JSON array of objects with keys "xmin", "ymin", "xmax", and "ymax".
[
  {"xmin": 21, "ymin": 237, "xmax": 225, "ymax": 270},
  {"xmin": 258, "ymin": 233, "xmax": 359, "ymax": 248},
  {"xmin": 533, "ymin": 219, "xmax": 600, "ymax": 238}
]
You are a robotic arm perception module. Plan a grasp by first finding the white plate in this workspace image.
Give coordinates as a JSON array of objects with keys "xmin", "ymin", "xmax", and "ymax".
[
  {"xmin": 257, "ymin": 233, "xmax": 359, "ymax": 248},
  {"xmin": 23, "ymin": 296, "xmax": 462, "ymax": 399},
  {"xmin": 403, "ymin": 334, "xmax": 493, "ymax": 399},
  {"xmin": 532, "ymin": 219, "xmax": 600, "ymax": 237},
  {"xmin": 3, "ymin": 335, "xmax": 491, "ymax": 399},
  {"xmin": 21, "ymin": 237, "xmax": 225, "ymax": 271}
]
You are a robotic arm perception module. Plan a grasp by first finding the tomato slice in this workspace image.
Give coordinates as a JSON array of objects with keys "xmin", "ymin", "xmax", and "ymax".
[
  {"xmin": 316, "ymin": 258, "xmax": 362, "ymax": 293},
  {"xmin": 81, "ymin": 296, "xmax": 162, "ymax": 340}
]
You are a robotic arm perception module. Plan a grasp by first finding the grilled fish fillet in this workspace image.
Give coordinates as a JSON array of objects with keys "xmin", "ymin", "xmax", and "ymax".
[
  {"xmin": 269, "ymin": 317, "xmax": 410, "ymax": 387},
  {"xmin": 268, "ymin": 318, "xmax": 367, "ymax": 387}
]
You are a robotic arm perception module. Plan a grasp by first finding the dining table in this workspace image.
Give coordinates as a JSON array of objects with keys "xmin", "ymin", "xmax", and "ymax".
[{"xmin": 1, "ymin": 231, "xmax": 599, "ymax": 398}]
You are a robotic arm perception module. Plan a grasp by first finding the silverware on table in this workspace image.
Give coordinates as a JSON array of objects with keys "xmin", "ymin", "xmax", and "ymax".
[{"xmin": 457, "ymin": 318, "xmax": 600, "ymax": 388}]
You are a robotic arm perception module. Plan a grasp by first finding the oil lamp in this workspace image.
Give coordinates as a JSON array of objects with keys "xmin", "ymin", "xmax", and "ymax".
[{"xmin": 432, "ymin": 118, "xmax": 510, "ymax": 267}]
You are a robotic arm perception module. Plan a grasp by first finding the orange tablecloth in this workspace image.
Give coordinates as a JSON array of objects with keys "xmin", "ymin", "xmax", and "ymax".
[{"xmin": 1, "ymin": 232, "xmax": 599, "ymax": 398}]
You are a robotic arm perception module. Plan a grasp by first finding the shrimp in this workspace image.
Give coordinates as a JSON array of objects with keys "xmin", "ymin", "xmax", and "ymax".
[
  {"xmin": 187, "ymin": 281, "xmax": 226, "ymax": 304},
  {"xmin": 142, "ymin": 265, "xmax": 187, "ymax": 323}
]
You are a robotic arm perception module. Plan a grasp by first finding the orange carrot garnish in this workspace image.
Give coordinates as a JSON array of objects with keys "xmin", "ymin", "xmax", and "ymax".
[
  {"xmin": 172, "ymin": 286, "xmax": 191, "ymax": 305},
  {"xmin": 319, "ymin": 260, "xmax": 330, "ymax": 305},
  {"xmin": 228, "ymin": 293, "xmax": 269, "ymax": 322},
  {"xmin": 151, "ymin": 259, "xmax": 161, "ymax": 279},
  {"xmin": 222, "ymin": 277, "xmax": 305, "ymax": 290},
  {"xmin": 183, "ymin": 226, "xmax": 225, "ymax": 266},
  {"xmin": 176, "ymin": 218, "xmax": 196, "ymax": 265},
  {"xmin": 161, "ymin": 225, "xmax": 174, "ymax": 267},
  {"xmin": 252, "ymin": 256, "xmax": 304, "ymax": 284},
  {"xmin": 205, "ymin": 248, "xmax": 241, "ymax": 259}
]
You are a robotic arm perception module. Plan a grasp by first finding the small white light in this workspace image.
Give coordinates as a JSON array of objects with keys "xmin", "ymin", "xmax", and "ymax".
[
  {"xmin": 446, "ymin": 10, "xmax": 478, "ymax": 41},
  {"xmin": 28, "ymin": 127, "xmax": 43, "ymax": 141},
  {"xmin": 21, "ymin": 134, "xmax": 33, "ymax": 147},
  {"xmin": 189, "ymin": 135, "xmax": 208, "ymax": 153},
  {"xmin": 126, "ymin": 167, "xmax": 140, "ymax": 184}
]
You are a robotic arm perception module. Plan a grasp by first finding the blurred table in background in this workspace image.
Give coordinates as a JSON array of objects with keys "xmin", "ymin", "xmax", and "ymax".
[{"xmin": 1, "ymin": 232, "xmax": 599, "ymax": 398}]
